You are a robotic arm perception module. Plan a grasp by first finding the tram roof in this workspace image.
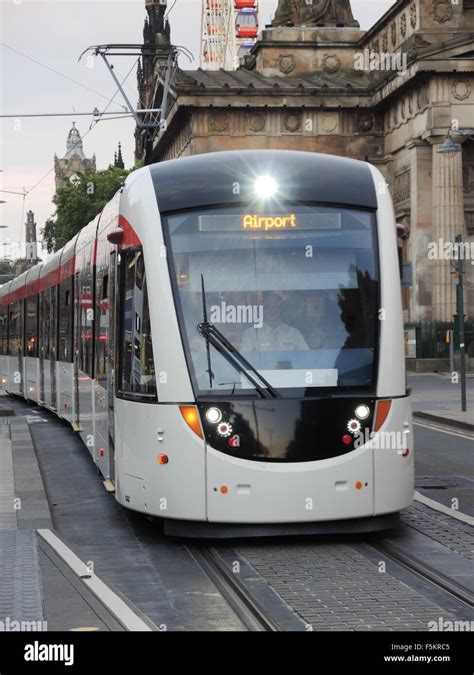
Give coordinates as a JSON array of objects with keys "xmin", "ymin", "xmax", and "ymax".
[{"xmin": 149, "ymin": 149, "xmax": 378, "ymax": 213}]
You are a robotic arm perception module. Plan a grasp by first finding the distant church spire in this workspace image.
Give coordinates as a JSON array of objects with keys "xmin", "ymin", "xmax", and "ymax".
[
  {"xmin": 54, "ymin": 122, "xmax": 96, "ymax": 191},
  {"xmin": 66, "ymin": 121, "xmax": 85, "ymax": 159},
  {"xmin": 114, "ymin": 142, "xmax": 125, "ymax": 169}
]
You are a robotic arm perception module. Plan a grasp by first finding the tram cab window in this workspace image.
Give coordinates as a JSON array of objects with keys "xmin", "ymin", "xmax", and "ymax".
[
  {"xmin": 118, "ymin": 250, "xmax": 156, "ymax": 398},
  {"xmin": 164, "ymin": 205, "xmax": 379, "ymax": 397}
]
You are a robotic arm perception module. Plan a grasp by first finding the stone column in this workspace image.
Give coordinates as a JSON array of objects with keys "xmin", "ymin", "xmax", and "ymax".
[
  {"xmin": 408, "ymin": 139, "xmax": 433, "ymax": 322},
  {"xmin": 430, "ymin": 137, "xmax": 466, "ymax": 322}
]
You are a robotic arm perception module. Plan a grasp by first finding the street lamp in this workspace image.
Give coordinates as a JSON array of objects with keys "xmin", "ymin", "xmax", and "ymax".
[{"xmin": 436, "ymin": 128, "xmax": 474, "ymax": 154}]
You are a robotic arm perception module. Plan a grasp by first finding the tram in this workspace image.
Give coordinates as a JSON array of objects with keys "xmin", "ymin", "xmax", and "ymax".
[{"xmin": 0, "ymin": 150, "xmax": 414, "ymax": 536}]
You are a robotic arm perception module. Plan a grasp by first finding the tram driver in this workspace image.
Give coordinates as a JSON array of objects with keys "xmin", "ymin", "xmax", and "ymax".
[{"xmin": 240, "ymin": 291, "xmax": 309, "ymax": 353}]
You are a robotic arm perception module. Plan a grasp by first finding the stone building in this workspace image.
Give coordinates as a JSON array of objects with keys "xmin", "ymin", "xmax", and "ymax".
[
  {"xmin": 136, "ymin": 0, "xmax": 474, "ymax": 331},
  {"xmin": 54, "ymin": 122, "xmax": 96, "ymax": 190}
]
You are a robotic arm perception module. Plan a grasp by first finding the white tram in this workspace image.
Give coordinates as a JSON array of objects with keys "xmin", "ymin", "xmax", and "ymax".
[{"xmin": 0, "ymin": 151, "xmax": 413, "ymax": 536}]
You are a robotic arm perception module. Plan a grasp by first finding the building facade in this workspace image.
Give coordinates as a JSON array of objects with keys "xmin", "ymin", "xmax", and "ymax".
[{"xmin": 136, "ymin": 0, "xmax": 474, "ymax": 337}]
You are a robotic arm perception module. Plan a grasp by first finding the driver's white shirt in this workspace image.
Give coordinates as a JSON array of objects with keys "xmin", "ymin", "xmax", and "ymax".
[{"xmin": 240, "ymin": 322, "xmax": 309, "ymax": 352}]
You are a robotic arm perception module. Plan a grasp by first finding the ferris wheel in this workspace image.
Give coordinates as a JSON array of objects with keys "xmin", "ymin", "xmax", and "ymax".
[{"xmin": 201, "ymin": 0, "xmax": 261, "ymax": 70}]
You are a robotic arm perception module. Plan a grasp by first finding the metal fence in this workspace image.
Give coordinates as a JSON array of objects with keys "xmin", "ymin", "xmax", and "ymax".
[{"xmin": 404, "ymin": 321, "xmax": 474, "ymax": 359}]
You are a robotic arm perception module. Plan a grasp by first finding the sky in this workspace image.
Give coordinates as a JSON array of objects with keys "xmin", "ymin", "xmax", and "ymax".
[{"xmin": 0, "ymin": 0, "xmax": 395, "ymax": 258}]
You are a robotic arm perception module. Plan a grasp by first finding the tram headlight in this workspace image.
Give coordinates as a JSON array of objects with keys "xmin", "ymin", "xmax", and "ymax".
[
  {"xmin": 206, "ymin": 407, "xmax": 222, "ymax": 424},
  {"xmin": 254, "ymin": 175, "xmax": 277, "ymax": 199},
  {"xmin": 355, "ymin": 404, "xmax": 370, "ymax": 420}
]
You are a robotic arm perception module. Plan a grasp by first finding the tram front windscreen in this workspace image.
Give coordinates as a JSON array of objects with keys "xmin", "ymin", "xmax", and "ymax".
[{"xmin": 163, "ymin": 204, "xmax": 380, "ymax": 398}]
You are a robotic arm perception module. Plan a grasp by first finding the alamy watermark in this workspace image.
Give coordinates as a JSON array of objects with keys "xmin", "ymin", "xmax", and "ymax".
[
  {"xmin": 354, "ymin": 429, "xmax": 410, "ymax": 452},
  {"xmin": 209, "ymin": 302, "xmax": 263, "ymax": 328},
  {"xmin": 428, "ymin": 617, "xmax": 474, "ymax": 631},
  {"xmin": 427, "ymin": 238, "xmax": 474, "ymax": 264},
  {"xmin": 354, "ymin": 49, "xmax": 407, "ymax": 76},
  {"xmin": 0, "ymin": 616, "xmax": 47, "ymax": 631}
]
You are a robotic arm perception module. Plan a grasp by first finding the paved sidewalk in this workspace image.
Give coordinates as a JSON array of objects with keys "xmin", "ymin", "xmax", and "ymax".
[
  {"xmin": 0, "ymin": 413, "xmax": 49, "ymax": 628},
  {"xmin": 408, "ymin": 373, "xmax": 474, "ymax": 430}
]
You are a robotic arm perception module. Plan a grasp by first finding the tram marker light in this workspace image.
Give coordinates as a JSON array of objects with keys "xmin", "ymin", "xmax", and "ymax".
[
  {"xmin": 157, "ymin": 454, "xmax": 169, "ymax": 464},
  {"xmin": 401, "ymin": 448, "xmax": 409, "ymax": 457},
  {"xmin": 355, "ymin": 404, "xmax": 370, "ymax": 420},
  {"xmin": 347, "ymin": 419, "xmax": 361, "ymax": 435},
  {"xmin": 220, "ymin": 485, "xmax": 228, "ymax": 494},
  {"xmin": 206, "ymin": 407, "xmax": 222, "ymax": 424},
  {"xmin": 355, "ymin": 481, "xmax": 363, "ymax": 490},
  {"xmin": 254, "ymin": 175, "xmax": 277, "ymax": 199},
  {"xmin": 179, "ymin": 405, "xmax": 203, "ymax": 439},
  {"xmin": 342, "ymin": 434, "xmax": 352, "ymax": 445},
  {"xmin": 217, "ymin": 421, "xmax": 233, "ymax": 437}
]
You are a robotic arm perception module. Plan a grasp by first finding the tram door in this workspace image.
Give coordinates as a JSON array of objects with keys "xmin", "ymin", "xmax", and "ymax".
[
  {"xmin": 18, "ymin": 300, "xmax": 24, "ymax": 395},
  {"xmin": 73, "ymin": 271, "xmax": 80, "ymax": 424},
  {"xmin": 107, "ymin": 251, "xmax": 116, "ymax": 479},
  {"xmin": 50, "ymin": 287, "xmax": 57, "ymax": 409},
  {"xmin": 39, "ymin": 292, "xmax": 45, "ymax": 402}
]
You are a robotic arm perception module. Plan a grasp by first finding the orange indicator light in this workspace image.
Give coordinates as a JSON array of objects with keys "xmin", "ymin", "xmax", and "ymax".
[
  {"xmin": 355, "ymin": 481, "xmax": 363, "ymax": 490},
  {"xmin": 179, "ymin": 405, "xmax": 203, "ymax": 439},
  {"xmin": 157, "ymin": 454, "xmax": 169, "ymax": 465},
  {"xmin": 220, "ymin": 485, "xmax": 228, "ymax": 494},
  {"xmin": 374, "ymin": 400, "xmax": 391, "ymax": 431}
]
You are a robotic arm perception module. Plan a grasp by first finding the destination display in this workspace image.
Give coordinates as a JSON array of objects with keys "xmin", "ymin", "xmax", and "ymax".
[{"xmin": 198, "ymin": 212, "xmax": 342, "ymax": 232}]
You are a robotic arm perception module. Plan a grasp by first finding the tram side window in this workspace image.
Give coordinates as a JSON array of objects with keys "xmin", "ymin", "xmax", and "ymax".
[
  {"xmin": 119, "ymin": 250, "xmax": 156, "ymax": 397},
  {"xmin": 40, "ymin": 290, "xmax": 51, "ymax": 360},
  {"xmin": 79, "ymin": 264, "xmax": 94, "ymax": 377},
  {"xmin": 0, "ymin": 305, "xmax": 7, "ymax": 355},
  {"xmin": 8, "ymin": 302, "xmax": 20, "ymax": 356},
  {"xmin": 50, "ymin": 287, "xmax": 58, "ymax": 361},
  {"xmin": 95, "ymin": 272, "xmax": 109, "ymax": 383},
  {"xmin": 25, "ymin": 295, "xmax": 38, "ymax": 357},
  {"xmin": 59, "ymin": 278, "xmax": 73, "ymax": 362}
]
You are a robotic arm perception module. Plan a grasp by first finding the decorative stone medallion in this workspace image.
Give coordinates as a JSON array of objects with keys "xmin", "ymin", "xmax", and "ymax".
[
  {"xmin": 431, "ymin": 1, "xmax": 453, "ymax": 23},
  {"xmin": 284, "ymin": 112, "xmax": 302, "ymax": 133},
  {"xmin": 247, "ymin": 111, "xmax": 266, "ymax": 132},
  {"xmin": 278, "ymin": 54, "xmax": 296, "ymax": 75},
  {"xmin": 210, "ymin": 111, "xmax": 229, "ymax": 132},
  {"xmin": 391, "ymin": 21, "xmax": 397, "ymax": 47},
  {"xmin": 356, "ymin": 113, "xmax": 374, "ymax": 132},
  {"xmin": 322, "ymin": 54, "xmax": 341, "ymax": 74},
  {"xmin": 320, "ymin": 113, "xmax": 338, "ymax": 133},
  {"xmin": 400, "ymin": 13, "xmax": 407, "ymax": 38},
  {"xmin": 452, "ymin": 80, "xmax": 471, "ymax": 101}
]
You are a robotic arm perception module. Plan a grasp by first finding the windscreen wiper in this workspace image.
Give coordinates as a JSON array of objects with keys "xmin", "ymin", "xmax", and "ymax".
[
  {"xmin": 200, "ymin": 274, "xmax": 214, "ymax": 388},
  {"xmin": 197, "ymin": 321, "xmax": 280, "ymax": 399}
]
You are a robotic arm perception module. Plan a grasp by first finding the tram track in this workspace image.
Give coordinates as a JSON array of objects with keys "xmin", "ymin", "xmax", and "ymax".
[
  {"xmin": 188, "ymin": 546, "xmax": 281, "ymax": 631},
  {"xmin": 369, "ymin": 540, "xmax": 474, "ymax": 609}
]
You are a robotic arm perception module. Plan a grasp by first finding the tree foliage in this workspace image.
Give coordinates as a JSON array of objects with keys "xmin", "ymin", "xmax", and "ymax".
[
  {"xmin": 0, "ymin": 260, "xmax": 16, "ymax": 284},
  {"xmin": 42, "ymin": 165, "xmax": 131, "ymax": 253}
]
